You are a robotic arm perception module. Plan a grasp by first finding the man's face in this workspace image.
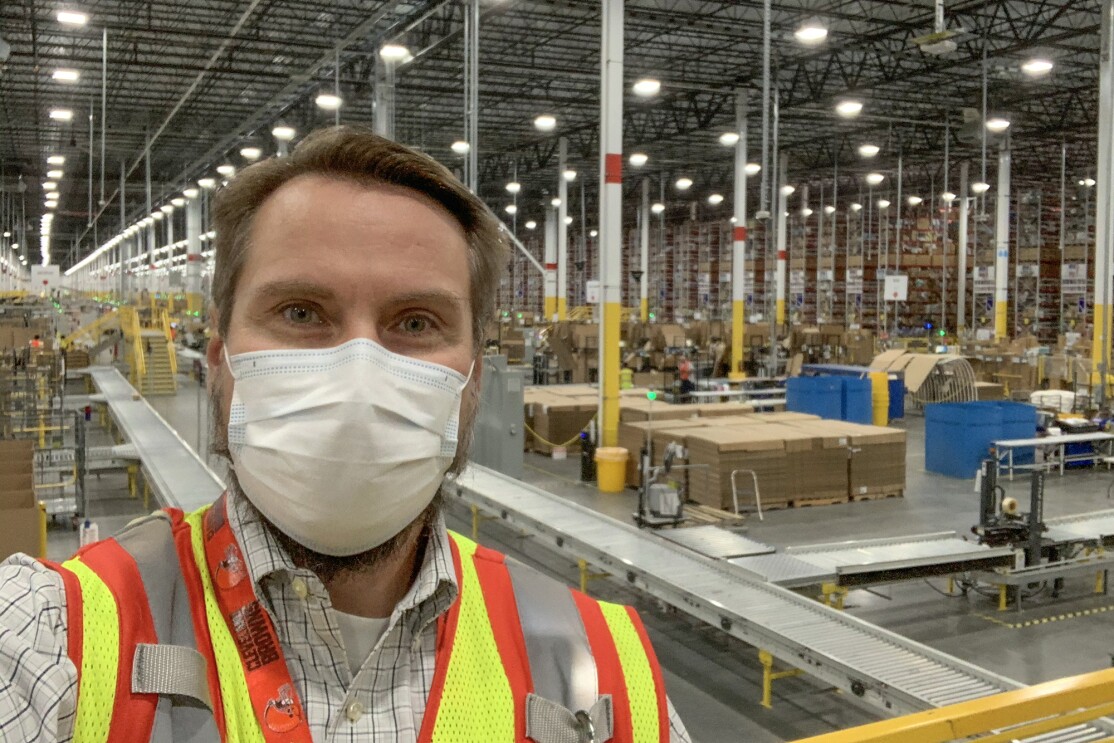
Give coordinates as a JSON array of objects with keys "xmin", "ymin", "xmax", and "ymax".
[{"xmin": 206, "ymin": 175, "xmax": 481, "ymax": 554}]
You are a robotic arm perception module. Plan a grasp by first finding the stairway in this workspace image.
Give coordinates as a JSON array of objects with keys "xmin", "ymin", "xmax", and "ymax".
[{"xmin": 137, "ymin": 331, "xmax": 178, "ymax": 396}]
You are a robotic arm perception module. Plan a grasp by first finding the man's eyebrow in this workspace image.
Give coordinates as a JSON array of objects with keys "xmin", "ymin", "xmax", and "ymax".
[
  {"xmin": 250, "ymin": 280, "xmax": 337, "ymax": 303},
  {"xmin": 383, "ymin": 290, "xmax": 469, "ymax": 308}
]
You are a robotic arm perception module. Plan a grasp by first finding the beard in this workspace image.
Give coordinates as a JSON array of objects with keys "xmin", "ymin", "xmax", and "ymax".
[{"xmin": 209, "ymin": 370, "xmax": 479, "ymax": 583}]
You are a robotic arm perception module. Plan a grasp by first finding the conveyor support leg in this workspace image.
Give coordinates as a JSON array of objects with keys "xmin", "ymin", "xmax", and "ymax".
[
  {"xmin": 998, "ymin": 584, "xmax": 1009, "ymax": 612},
  {"xmin": 821, "ymin": 582, "xmax": 848, "ymax": 610},
  {"xmin": 578, "ymin": 558, "xmax": 611, "ymax": 594},
  {"xmin": 470, "ymin": 504, "xmax": 498, "ymax": 541},
  {"xmin": 1096, "ymin": 570, "xmax": 1106, "ymax": 595},
  {"xmin": 759, "ymin": 649, "xmax": 802, "ymax": 709},
  {"xmin": 127, "ymin": 465, "xmax": 138, "ymax": 500}
]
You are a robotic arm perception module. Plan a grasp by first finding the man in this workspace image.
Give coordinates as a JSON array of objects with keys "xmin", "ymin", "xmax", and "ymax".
[
  {"xmin": 677, "ymin": 354, "xmax": 695, "ymax": 400},
  {"xmin": 0, "ymin": 127, "xmax": 688, "ymax": 742}
]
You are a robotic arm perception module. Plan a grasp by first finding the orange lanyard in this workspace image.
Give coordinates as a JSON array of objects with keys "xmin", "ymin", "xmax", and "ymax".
[{"xmin": 203, "ymin": 495, "xmax": 314, "ymax": 742}]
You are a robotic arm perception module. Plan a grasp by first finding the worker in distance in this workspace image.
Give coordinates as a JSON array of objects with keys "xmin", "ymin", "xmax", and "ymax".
[{"xmin": 0, "ymin": 126, "xmax": 688, "ymax": 742}]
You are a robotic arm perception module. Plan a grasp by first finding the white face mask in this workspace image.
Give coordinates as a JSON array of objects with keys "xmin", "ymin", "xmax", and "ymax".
[{"xmin": 224, "ymin": 338, "xmax": 471, "ymax": 556}]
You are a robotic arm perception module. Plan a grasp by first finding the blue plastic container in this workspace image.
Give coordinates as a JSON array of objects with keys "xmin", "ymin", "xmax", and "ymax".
[
  {"xmin": 841, "ymin": 377, "xmax": 874, "ymax": 425},
  {"xmin": 925, "ymin": 401, "xmax": 1028, "ymax": 478},
  {"xmin": 888, "ymin": 376, "xmax": 905, "ymax": 420},
  {"xmin": 787, "ymin": 377, "xmax": 842, "ymax": 420},
  {"xmin": 993, "ymin": 402, "xmax": 1038, "ymax": 466}
]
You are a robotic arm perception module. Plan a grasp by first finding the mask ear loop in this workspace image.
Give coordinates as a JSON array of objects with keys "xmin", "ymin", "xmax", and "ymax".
[{"xmin": 222, "ymin": 344, "xmax": 240, "ymax": 380}]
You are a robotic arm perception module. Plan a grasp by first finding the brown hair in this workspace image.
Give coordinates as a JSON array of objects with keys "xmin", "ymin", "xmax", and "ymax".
[{"xmin": 210, "ymin": 126, "xmax": 507, "ymax": 351}]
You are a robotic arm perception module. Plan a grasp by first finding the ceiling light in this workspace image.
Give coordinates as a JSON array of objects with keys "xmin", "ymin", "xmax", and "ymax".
[
  {"xmin": 315, "ymin": 92, "xmax": 343, "ymax": 110},
  {"xmin": 152, "ymin": 211, "xmax": 165, "ymax": 221},
  {"xmin": 160, "ymin": 204, "xmax": 174, "ymax": 214},
  {"xmin": 47, "ymin": 169, "xmax": 63, "ymax": 179},
  {"xmin": 824, "ymin": 205, "xmax": 836, "ymax": 215},
  {"xmin": 907, "ymin": 195, "xmax": 923, "ymax": 206},
  {"xmin": 43, "ymin": 181, "xmax": 57, "ymax": 191},
  {"xmin": 801, "ymin": 207, "xmax": 814, "ymax": 217},
  {"xmin": 707, "ymin": 193, "xmax": 724, "ymax": 205},
  {"xmin": 559, "ymin": 216, "xmax": 571, "ymax": 226},
  {"xmin": 52, "ymin": 69, "xmax": 80, "ymax": 82},
  {"xmin": 850, "ymin": 202, "xmax": 862, "ymax": 212},
  {"xmin": 57, "ymin": 10, "xmax": 88, "ymax": 25},
  {"xmin": 651, "ymin": 202, "xmax": 665, "ymax": 214},
  {"xmin": 629, "ymin": 153, "xmax": 648, "ymax": 167},
  {"xmin": 1022, "ymin": 58, "xmax": 1053, "ymax": 76},
  {"xmin": 171, "ymin": 197, "xmax": 185, "ymax": 207},
  {"xmin": 183, "ymin": 187, "xmax": 199, "ymax": 199},
  {"xmin": 534, "ymin": 115, "xmax": 557, "ymax": 132},
  {"xmin": 551, "ymin": 197, "xmax": 562, "ymax": 207},
  {"xmin": 718, "ymin": 132, "xmax": 740, "ymax": 146},
  {"xmin": 45, "ymin": 190, "xmax": 59, "ymax": 200},
  {"xmin": 239, "ymin": 146, "xmax": 262, "ymax": 160},
  {"xmin": 216, "ymin": 164, "xmax": 236, "ymax": 177},
  {"xmin": 878, "ymin": 199, "xmax": 891, "ymax": 209},
  {"xmin": 563, "ymin": 169, "xmax": 577, "ymax": 182},
  {"xmin": 835, "ymin": 99, "xmax": 863, "ymax": 118},
  {"xmin": 505, "ymin": 181, "xmax": 521, "ymax": 194},
  {"xmin": 865, "ymin": 172, "xmax": 885, "ymax": 186},
  {"xmin": 505, "ymin": 204, "xmax": 518, "ymax": 215},
  {"xmin": 198, "ymin": 177, "xmax": 217, "ymax": 189},
  {"xmin": 941, "ymin": 192, "xmax": 957, "ymax": 202},
  {"xmin": 525, "ymin": 220, "xmax": 537, "ymax": 230},
  {"xmin": 49, "ymin": 109, "xmax": 73, "ymax": 122},
  {"xmin": 745, "ymin": 163, "xmax": 762, "ymax": 176},
  {"xmin": 780, "ymin": 184, "xmax": 796, "ymax": 196},
  {"xmin": 794, "ymin": 21, "xmax": 828, "ymax": 45},
  {"xmin": 1080, "ymin": 177, "xmax": 1097, "ymax": 188},
  {"xmin": 858, "ymin": 143, "xmax": 880, "ymax": 158},
  {"xmin": 45, "ymin": 201, "xmax": 58, "ymax": 209},
  {"xmin": 379, "ymin": 43, "xmax": 410, "ymax": 62},
  {"xmin": 450, "ymin": 140, "xmax": 471, "ymax": 154},
  {"xmin": 2, "ymin": 231, "xmax": 9, "ymax": 238},
  {"xmin": 271, "ymin": 124, "xmax": 296, "ymax": 141},
  {"xmin": 47, "ymin": 155, "xmax": 65, "ymax": 165},
  {"xmin": 675, "ymin": 177, "xmax": 693, "ymax": 190},
  {"xmin": 986, "ymin": 117, "xmax": 1011, "ymax": 133},
  {"xmin": 632, "ymin": 78, "xmax": 661, "ymax": 97},
  {"xmin": 590, "ymin": 229, "xmax": 599, "ymax": 237},
  {"xmin": 971, "ymin": 181, "xmax": 991, "ymax": 194}
]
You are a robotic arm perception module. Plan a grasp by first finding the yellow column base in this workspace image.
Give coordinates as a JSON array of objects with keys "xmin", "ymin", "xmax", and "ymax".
[
  {"xmin": 544, "ymin": 296, "xmax": 557, "ymax": 322},
  {"xmin": 640, "ymin": 297, "xmax": 648, "ymax": 323},
  {"xmin": 994, "ymin": 299, "xmax": 1008, "ymax": 340},
  {"xmin": 557, "ymin": 297, "xmax": 567, "ymax": 322},
  {"xmin": 730, "ymin": 299, "xmax": 746, "ymax": 379},
  {"xmin": 601, "ymin": 300, "xmax": 622, "ymax": 447},
  {"xmin": 776, "ymin": 298, "xmax": 786, "ymax": 326}
]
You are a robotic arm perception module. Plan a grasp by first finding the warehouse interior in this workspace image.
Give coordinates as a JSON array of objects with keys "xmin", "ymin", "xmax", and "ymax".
[{"xmin": 1, "ymin": 0, "xmax": 1113, "ymax": 740}]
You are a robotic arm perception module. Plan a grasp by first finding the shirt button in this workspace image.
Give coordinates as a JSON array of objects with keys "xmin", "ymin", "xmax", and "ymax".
[
  {"xmin": 346, "ymin": 701, "xmax": 364, "ymax": 722},
  {"xmin": 291, "ymin": 577, "xmax": 309, "ymax": 599}
]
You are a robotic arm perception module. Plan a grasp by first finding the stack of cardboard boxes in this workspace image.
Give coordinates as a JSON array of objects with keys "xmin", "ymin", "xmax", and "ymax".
[{"xmin": 0, "ymin": 440, "xmax": 38, "ymax": 559}]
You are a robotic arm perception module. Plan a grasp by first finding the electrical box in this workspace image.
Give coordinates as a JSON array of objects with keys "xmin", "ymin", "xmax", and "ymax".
[{"xmin": 471, "ymin": 355, "xmax": 526, "ymax": 479}]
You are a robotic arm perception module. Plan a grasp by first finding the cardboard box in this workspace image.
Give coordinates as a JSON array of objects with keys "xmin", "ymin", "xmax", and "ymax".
[
  {"xmin": 685, "ymin": 428, "xmax": 788, "ymax": 509},
  {"xmin": 0, "ymin": 507, "xmax": 40, "ymax": 559}
]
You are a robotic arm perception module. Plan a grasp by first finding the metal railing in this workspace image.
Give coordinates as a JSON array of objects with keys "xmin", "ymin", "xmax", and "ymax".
[
  {"xmin": 60, "ymin": 308, "xmax": 118, "ymax": 350},
  {"xmin": 117, "ymin": 306, "xmax": 146, "ymax": 380}
]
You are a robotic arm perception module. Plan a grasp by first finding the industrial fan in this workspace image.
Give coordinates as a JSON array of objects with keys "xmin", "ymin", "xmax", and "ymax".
[
  {"xmin": 907, "ymin": 355, "xmax": 978, "ymax": 407},
  {"xmin": 910, "ymin": 0, "xmax": 969, "ymax": 55}
]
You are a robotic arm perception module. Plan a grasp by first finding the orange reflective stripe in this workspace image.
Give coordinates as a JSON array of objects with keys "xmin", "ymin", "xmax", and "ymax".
[
  {"xmin": 573, "ymin": 590, "xmax": 634, "ymax": 743},
  {"xmin": 76, "ymin": 538, "xmax": 159, "ymax": 743},
  {"xmin": 41, "ymin": 560, "xmax": 84, "ymax": 684}
]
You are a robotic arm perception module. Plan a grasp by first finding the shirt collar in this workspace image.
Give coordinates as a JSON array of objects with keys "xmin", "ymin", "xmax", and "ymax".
[{"xmin": 225, "ymin": 487, "xmax": 459, "ymax": 618}]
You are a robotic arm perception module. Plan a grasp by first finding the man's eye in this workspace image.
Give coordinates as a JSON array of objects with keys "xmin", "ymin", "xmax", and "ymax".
[
  {"xmin": 281, "ymin": 305, "xmax": 321, "ymax": 324},
  {"xmin": 400, "ymin": 315, "xmax": 432, "ymax": 335}
]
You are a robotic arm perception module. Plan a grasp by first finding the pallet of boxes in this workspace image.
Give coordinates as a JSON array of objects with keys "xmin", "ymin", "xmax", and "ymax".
[
  {"xmin": 616, "ymin": 397, "xmax": 906, "ymax": 512},
  {"xmin": 523, "ymin": 384, "xmax": 599, "ymax": 456},
  {"xmin": 0, "ymin": 440, "xmax": 39, "ymax": 559}
]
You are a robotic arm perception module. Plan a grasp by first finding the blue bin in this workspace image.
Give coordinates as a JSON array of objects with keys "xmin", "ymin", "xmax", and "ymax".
[
  {"xmin": 841, "ymin": 378, "xmax": 874, "ymax": 425},
  {"xmin": 888, "ymin": 376, "xmax": 905, "ymax": 420},
  {"xmin": 925, "ymin": 401, "xmax": 1025, "ymax": 478},
  {"xmin": 993, "ymin": 402, "xmax": 1038, "ymax": 466},
  {"xmin": 787, "ymin": 377, "xmax": 842, "ymax": 420}
]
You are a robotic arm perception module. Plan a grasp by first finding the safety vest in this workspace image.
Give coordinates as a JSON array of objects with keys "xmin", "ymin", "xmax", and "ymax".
[{"xmin": 43, "ymin": 497, "xmax": 668, "ymax": 743}]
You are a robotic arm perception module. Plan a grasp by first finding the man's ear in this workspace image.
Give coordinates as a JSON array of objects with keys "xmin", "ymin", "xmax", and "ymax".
[{"xmin": 205, "ymin": 308, "xmax": 224, "ymax": 387}]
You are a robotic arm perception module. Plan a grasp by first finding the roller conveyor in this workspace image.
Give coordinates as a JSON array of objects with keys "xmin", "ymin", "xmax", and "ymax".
[
  {"xmin": 88, "ymin": 367, "xmax": 224, "ymax": 511},
  {"xmin": 449, "ymin": 465, "xmax": 1114, "ymax": 738}
]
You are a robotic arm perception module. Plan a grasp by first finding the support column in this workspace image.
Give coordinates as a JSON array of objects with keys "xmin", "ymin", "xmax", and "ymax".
[
  {"xmin": 557, "ymin": 137, "xmax": 569, "ymax": 320},
  {"xmin": 166, "ymin": 209, "xmax": 175, "ymax": 296},
  {"xmin": 994, "ymin": 141, "xmax": 1011, "ymax": 340},
  {"xmin": 1092, "ymin": 0, "xmax": 1114, "ymax": 399},
  {"xmin": 373, "ymin": 55, "xmax": 395, "ymax": 140},
  {"xmin": 544, "ymin": 207, "xmax": 557, "ymax": 320},
  {"xmin": 958, "ymin": 162, "xmax": 969, "ymax": 331},
  {"xmin": 186, "ymin": 194, "xmax": 203, "ymax": 315},
  {"xmin": 640, "ymin": 178, "xmax": 649, "ymax": 322},
  {"xmin": 775, "ymin": 152, "xmax": 788, "ymax": 327},
  {"xmin": 731, "ymin": 88, "xmax": 748, "ymax": 378},
  {"xmin": 598, "ymin": 0, "xmax": 623, "ymax": 448}
]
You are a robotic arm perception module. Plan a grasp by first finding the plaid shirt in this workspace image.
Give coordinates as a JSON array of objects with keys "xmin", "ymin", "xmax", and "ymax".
[{"xmin": 0, "ymin": 490, "xmax": 689, "ymax": 741}]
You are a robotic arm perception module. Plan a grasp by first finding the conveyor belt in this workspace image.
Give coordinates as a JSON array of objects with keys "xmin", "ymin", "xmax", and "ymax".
[
  {"xmin": 449, "ymin": 465, "xmax": 1114, "ymax": 737},
  {"xmin": 1045, "ymin": 509, "xmax": 1114, "ymax": 544},
  {"xmin": 88, "ymin": 366, "xmax": 224, "ymax": 511}
]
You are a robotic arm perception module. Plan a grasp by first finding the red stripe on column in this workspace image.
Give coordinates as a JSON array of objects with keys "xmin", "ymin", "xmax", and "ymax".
[
  {"xmin": 605, "ymin": 154, "xmax": 623, "ymax": 184},
  {"xmin": 733, "ymin": 227, "xmax": 747, "ymax": 242},
  {"xmin": 545, "ymin": 263, "xmax": 558, "ymax": 270},
  {"xmin": 777, "ymin": 251, "xmax": 788, "ymax": 260},
  {"xmin": 186, "ymin": 254, "xmax": 200, "ymax": 262}
]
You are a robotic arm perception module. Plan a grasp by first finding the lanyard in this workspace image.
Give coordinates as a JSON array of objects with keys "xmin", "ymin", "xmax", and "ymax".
[{"xmin": 203, "ymin": 494, "xmax": 314, "ymax": 742}]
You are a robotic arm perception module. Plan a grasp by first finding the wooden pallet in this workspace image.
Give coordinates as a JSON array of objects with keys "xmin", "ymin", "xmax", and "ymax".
[
  {"xmin": 682, "ymin": 503, "xmax": 747, "ymax": 527},
  {"xmin": 850, "ymin": 489, "xmax": 904, "ymax": 502},
  {"xmin": 787, "ymin": 495, "xmax": 850, "ymax": 508}
]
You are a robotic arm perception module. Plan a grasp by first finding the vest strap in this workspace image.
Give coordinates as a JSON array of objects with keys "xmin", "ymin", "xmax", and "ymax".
[
  {"xmin": 525, "ymin": 693, "xmax": 614, "ymax": 743},
  {"xmin": 132, "ymin": 643, "xmax": 213, "ymax": 710}
]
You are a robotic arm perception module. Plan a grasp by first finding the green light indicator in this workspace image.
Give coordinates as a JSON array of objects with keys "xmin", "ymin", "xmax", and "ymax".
[
  {"xmin": 502, "ymin": 311, "xmax": 510, "ymax": 317},
  {"xmin": 938, "ymin": 329, "xmax": 946, "ymax": 337},
  {"xmin": 647, "ymin": 390, "xmax": 657, "ymax": 401},
  {"xmin": 516, "ymin": 312, "xmax": 523, "ymax": 319},
  {"xmin": 648, "ymin": 312, "xmax": 656, "ymax": 320}
]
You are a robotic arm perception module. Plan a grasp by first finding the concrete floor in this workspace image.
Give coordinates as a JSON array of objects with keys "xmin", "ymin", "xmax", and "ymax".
[{"xmin": 44, "ymin": 374, "xmax": 1114, "ymax": 742}]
